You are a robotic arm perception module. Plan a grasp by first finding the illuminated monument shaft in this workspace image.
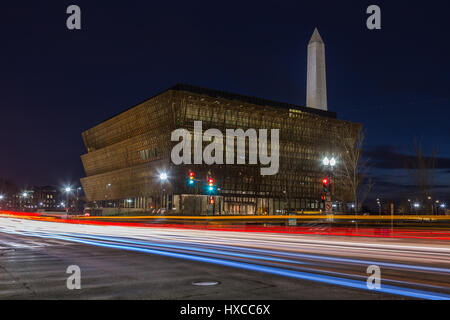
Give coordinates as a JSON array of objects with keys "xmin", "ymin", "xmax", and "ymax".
[{"xmin": 307, "ymin": 28, "xmax": 328, "ymax": 111}]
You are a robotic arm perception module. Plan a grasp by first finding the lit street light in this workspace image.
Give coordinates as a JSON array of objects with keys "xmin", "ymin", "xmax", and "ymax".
[
  {"xmin": 159, "ymin": 172, "xmax": 168, "ymax": 213},
  {"xmin": 322, "ymin": 157, "xmax": 337, "ymax": 167},
  {"xmin": 104, "ymin": 183, "xmax": 112, "ymax": 207},
  {"xmin": 322, "ymin": 156, "xmax": 337, "ymax": 212},
  {"xmin": 329, "ymin": 158, "xmax": 336, "ymax": 167},
  {"xmin": 20, "ymin": 192, "xmax": 28, "ymax": 210},
  {"xmin": 159, "ymin": 172, "xmax": 168, "ymax": 181},
  {"xmin": 64, "ymin": 187, "xmax": 72, "ymax": 215},
  {"xmin": 127, "ymin": 199, "xmax": 132, "ymax": 215}
]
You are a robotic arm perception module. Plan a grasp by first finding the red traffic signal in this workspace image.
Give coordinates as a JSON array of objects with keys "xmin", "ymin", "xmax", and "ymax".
[
  {"xmin": 188, "ymin": 171, "xmax": 195, "ymax": 185},
  {"xmin": 322, "ymin": 178, "xmax": 330, "ymax": 193},
  {"xmin": 208, "ymin": 178, "xmax": 214, "ymax": 186}
]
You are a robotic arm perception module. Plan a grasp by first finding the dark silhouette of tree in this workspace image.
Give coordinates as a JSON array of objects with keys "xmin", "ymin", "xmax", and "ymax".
[
  {"xmin": 335, "ymin": 128, "xmax": 373, "ymax": 213},
  {"xmin": 406, "ymin": 139, "xmax": 437, "ymax": 214}
]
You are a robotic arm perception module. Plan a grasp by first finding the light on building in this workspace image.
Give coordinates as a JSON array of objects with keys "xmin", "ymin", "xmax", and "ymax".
[{"xmin": 159, "ymin": 172, "xmax": 168, "ymax": 181}]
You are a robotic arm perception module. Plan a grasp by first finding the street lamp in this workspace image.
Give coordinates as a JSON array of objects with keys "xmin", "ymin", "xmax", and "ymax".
[
  {"xmin": 159, "ymin": 172, "xmax": 168, "ymax": 213},
  {"xmin": 159, "ymin": 172, "xmax": 168, "ymax": 181},
  {"xmin": 20, "ymin": 192, "xmax": 28, "ymax": 210},
  {"xmin": 329, "ymin": 158, "xmax": 336, "ymax": 167},
  {"xmin": 377, "ymin": 198, "xmax": 381, "ymax": 215},
  {"xmin": 413, "ymin": 202, "xmax": 420, "ymax": 214},
  {"xmin": 75, "ymin": 187, "xmax": 82, "ymax": 212},
  {"xmin": 64, "ymin": 187, "xmax": 72, "ymax": 215},
  {"xmin": 104, "ymin": 183, "xmax": 112, "ymax": 207},
  {"xmin": 127, "ymin": 199, "xmax": 132, "ymax": 215},
  {"xmin": 322, "ymin": 157, "xmax": 337, "ymax": 167},
  {"xmin": 322, "ymin": 156, "xmax": 337, "ymax": 212}
]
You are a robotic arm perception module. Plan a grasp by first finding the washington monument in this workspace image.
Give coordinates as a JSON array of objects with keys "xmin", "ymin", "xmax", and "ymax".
[{"xmin": 306, "ymin": 28, "xmax": 328, "ymax": 111}]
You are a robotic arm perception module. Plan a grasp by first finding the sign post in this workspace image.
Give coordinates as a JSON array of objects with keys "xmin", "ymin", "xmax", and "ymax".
[{"xmin": 325, "ymin": 201, "xmax": 333, "ymax": 214}]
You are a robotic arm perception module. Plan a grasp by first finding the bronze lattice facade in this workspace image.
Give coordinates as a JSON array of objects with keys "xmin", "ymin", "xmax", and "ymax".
[{"xmin": 81, "ymin": 84, "xmax": 360, "ymax": 215}]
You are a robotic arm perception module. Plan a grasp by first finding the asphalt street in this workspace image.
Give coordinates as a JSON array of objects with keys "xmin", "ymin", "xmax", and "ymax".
[{"xmin": 0, "ymin": 217, "xmax": 449, "ymax": 300}]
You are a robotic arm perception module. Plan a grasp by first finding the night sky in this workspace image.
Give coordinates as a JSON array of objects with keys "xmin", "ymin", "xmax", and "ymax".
[{"xmin": 1, "ymin": 1, "xmax": 449, "ymax": 202}]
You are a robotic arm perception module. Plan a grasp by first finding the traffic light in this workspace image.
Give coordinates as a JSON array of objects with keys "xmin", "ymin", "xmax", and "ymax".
[
  {"xmin": 322, "ymin": 178, "xmax": 329, "ymax": 193},
  {"xmin": 209, "ymin": 196, "xmax": 215, "ymax": 205},
  {"xmin": 188, "ymin": 170, "xmax": 195, "ymax": 185},
  {"xmin": 208, "ymin": 177, "xmax": 215, "ymax": 192}
]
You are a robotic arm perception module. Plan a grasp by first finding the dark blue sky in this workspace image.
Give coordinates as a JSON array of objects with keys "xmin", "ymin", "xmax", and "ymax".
[{"xmin": 0, "ymin": 1, "xmax": 449, "ymax": 201}]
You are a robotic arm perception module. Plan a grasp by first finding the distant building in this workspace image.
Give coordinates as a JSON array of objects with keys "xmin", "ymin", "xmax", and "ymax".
[
  {"xmin": 2, "ymin": 186, "xmax": 62, "ymax": 211},
  {"xmin": 32, "ymin": 186, "xmax": 61, "ymax": 210}
]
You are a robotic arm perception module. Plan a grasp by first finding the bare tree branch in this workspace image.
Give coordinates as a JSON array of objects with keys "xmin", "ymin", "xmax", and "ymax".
[{"xmin": 334, "ymin": 126, "xmax": 372, "ymax": 213}]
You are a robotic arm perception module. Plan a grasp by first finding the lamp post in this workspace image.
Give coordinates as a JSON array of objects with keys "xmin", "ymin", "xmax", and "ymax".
[
  {"xmin": 413, "ymin": 202, "xmax": 420, "ymax": 214},
  {"xmin": 439, "ymin": 203, "xmax": 446, "ymax": 215},
  {"xmin": 322, "ymin": 156, "xmax": 337, "ymax": 213},
  {"xmin": 159, "ymin": 172, "xmax": 168, "ymax": 213},
  {"xmin": 76, "ymin": 187, "xmax": 82, "ymax": 212},
  {"xmin": 64, "ymin": 187, "xmax": 72, "ymax": 216},
  {"xmin": 427, "ymin": 196, "xmax": 434, "ymax": 215},
  {"xmin": 21, "ymin": 192, "xmax": 28, "ymax": 211},
  {"xmin": 105, "ymin": 183, "xmax": 111, "ymax": 208},
  {"xmin": 127, "ymin": 199, "xmax": 132, "ymax": 215}
]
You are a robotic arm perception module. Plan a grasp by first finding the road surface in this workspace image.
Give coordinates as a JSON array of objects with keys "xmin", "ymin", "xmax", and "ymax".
[{"xmin": 0, "ymin": 216, "xmax": 449, "ymax": 299}]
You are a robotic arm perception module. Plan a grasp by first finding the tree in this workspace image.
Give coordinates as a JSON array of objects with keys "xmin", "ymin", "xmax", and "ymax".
[
  {"xmin": 406, "ymin": 139, "xmax": 437, "ymax": 214},
  {"xmin": 0, "ymin": 178, "xmax": 19, "ymax": 196},
  {"xmin": 335, "ymin": 127, "xmax": 373, "ymax": 214}
]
